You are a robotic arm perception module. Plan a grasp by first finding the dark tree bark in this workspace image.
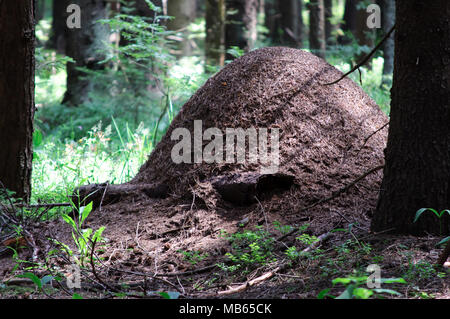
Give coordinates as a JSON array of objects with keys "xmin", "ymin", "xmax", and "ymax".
[
  {"xmin": 324, "ymin": 0, "xmax": 333, "ymax": 45},
  {"xmin": 36, "ymin": 0, "xmax": 45, "ymax": 23},
  {"xmin": 48, "ymin": 0, "xmax": 69, "ymax": 53},
  {"xmin": 62, "ymin": 0, "xmax": 111, "ymax": 107},
  {"xmin": 0, "ymin": 1, "xmax": 35, "ymax": 202},
  {"xmin": 372, "ymin": 0, "xmax": 450, "ymax": 235},
  {"xmin": 205, "ymin": 0, "xmax": 226, "ymax": 68},
  {"xmin": 279, "ymin": 0, "xmax": 304, "ymax": 47},
  {"xmin": 309, "ymin": 0, "xmax": 326, "ymax": 59},
  {"xmin": 167, "ymin": 0, "xmax": 197, "ymax": 56},
  {"xmin": 381, "ymin": 0, "xmax": 395, "ymax": 85},
  {"xmin": 264, "ymin": 0, "xmax": 281, "ymax": 44},
  {"xmin": 354, "ymin": 0, "xmax": 375, "ymax": 64},
  {"xmin": 225, "ymin": 0, "xmax": 259, "ymax": 60},
  {"xmin": 341, "ymin": 0, "xmax": 357, "ymax": 38},
  {"xmin": 265, "ymin": 0, "xmax": 303, "ymax": 47}
]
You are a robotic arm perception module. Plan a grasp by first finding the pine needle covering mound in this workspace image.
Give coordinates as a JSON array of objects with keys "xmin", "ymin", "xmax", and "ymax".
[{"xmin": 132, "ymin": 47, "xmax": 388, "ymax": 207}]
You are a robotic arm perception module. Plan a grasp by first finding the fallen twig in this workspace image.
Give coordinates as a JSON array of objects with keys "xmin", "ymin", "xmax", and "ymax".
[
  {"xmin": 356, "ymin": 122, "xmax": 389, "ymax": 157},
  {"xmin": 217, "ymin": 266, "xmax": 280, "ymax": 296},
  {"xmin": 299, "ymin": 164, "xmax": 385, "ymax": 212},
  {"xmin": 324, "ymin": 25, "xmax": 396, "ymax": 86}
]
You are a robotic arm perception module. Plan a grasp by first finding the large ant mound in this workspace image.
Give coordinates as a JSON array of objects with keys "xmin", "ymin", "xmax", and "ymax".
[
  {"xmin": 76, "ymin": 47, "xmax": 387, "ymax": 217},
  {"xmin": 53, "ymin": 47, "xmax": 389, "ymax": 292},
  {"xmin": 126, "ymin": 47, "xmax": 388, "ymax": 207}
]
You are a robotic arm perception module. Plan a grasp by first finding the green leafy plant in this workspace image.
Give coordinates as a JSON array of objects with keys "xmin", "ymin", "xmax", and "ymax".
[
  {"xmin": 15, "ymin": 272, "xmax": 55, "ymax": 293},
  {"xmin": 58, "ymin": 201, "xmax": 106, "ymax": 266},
  {"xmin": 221, "ymin": 226, "xmax": 277, "ymax": 270},
  {"xmin": 318, "ymin": 275, "xmax": 406, "ymax": 299},
  {"xmin": 414, "ymin": 208, "xmax": 450, "ymax": 235},
  {"xmin": 178, "ymin": 250, "xmax": 209, "ymax": 265}
]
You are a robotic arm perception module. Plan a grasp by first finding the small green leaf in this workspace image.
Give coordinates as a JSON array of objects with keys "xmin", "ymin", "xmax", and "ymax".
[
  {"xmin": 336, "ymin": 285, "xmax": 355, "ymax": 299},
  {"xmin": 380, "ymin": 277, "xmax": 406, "ymax": 284},
  {"xmin": 440, "ymin": 210, "xmax": 450, "ymax": 218},
  {"xmin": 17, "ymin": 272, "xmax": 42, "ymax": 290},
  {"xmin": 373, "ymin": 288, "xmax": 402, "ymax": 296},
  {"xmin": 353, "ymin": 287, "xmax": 373, "ymax": 299},
  {"xmin": 158, "ymin": 292, "xmax": 170, "ymax": 299},
  {"xmin": 158, "ymin": 291, "xmax": 180, "ymax": 299},
  {"xmin": 436, "ymin": 236, "xmax": 450, "ymax": 247},
  {"xmin": 41, "ymin": 275, "xmax": 54, "ymax": 286},
  {"xmin": 414, "ymin": 208, "xmax": 434, "ymax": 223},
  {"xmin": 62, "ymin": 213, "xmax": 77, "ymax": 230},
  {"xmin": 92, "ymin": 226, "xmax": 106, "ymax": 243},
  {"xmin": 72, "ymin": 293, "xmax": 83, "ymax": 299},
  {"xmin": 80, "ymin": 202, "xmax": 93, "ymax": 224},
  {"xmin": 332, "ymin": 277, "xmax": 353, "ymax": 285},
  {"xmin": 317, "ymin": 288, "xmax": 333, "ymax": 299}
]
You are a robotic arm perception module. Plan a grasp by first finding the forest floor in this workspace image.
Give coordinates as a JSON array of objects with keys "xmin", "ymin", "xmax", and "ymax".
[{"xmin": 0, "ymin": 193, "xmax": 449, "ymax": 300}]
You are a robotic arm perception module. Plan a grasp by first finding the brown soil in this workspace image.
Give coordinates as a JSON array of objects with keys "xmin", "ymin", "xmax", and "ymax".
[{"xmin": 1, "ymin": 47, "xmax": 448, "ymax": 299}]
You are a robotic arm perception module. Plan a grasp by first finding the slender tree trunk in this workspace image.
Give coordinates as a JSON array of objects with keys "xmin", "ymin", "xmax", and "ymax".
[
  {"xmin": 0, "ymin": 1, "xmax": 35, "ymax": 202},
  {"xmin": 279, "ymin": 0, "xmax": 303, "ymax": 47},
  {"xmin": 381, "ymin": 0, "xmax": 395, "ymax": 85},
  {"xmin": 62, "ymin": 0, "xmax": 110, "ymax": 107},
  {"xmin": 205, "ymin": 0, "xmax": 225, "ymax": 68},
  {"xmin": 324, "ymin": 0, "xmax": 333, "ymax": 46},
  {"xmin": 167, "ymin": 0, "xmax": 197, "ymax": 56},
  {"xmin": 36, "ymin": 0, "xmax": 45, "ymax": 22},
  {"xmin": 372, "ymin": 0, "xmax": 450, "ymax": 235},
  {"xmin": 225, "ymin": 0, "xmax": 259, "ymax": 60},
  {"xmin": 48, "ymin": 0, "xmax": 69, "ymax": 53},
  {"xmin": 339, "ymin": 0, "xmax": 356, "ymax": 44},
  {"xmin": 354, "ymin": 0, "xmax": 375, "ymax": 65},
  {"xmin": 309, "ymin": 0, "xmax": 326, "ymax": 59},
  {"xmin": 264, "ymin": 0, "xmax": 281, "ymax": 44}
]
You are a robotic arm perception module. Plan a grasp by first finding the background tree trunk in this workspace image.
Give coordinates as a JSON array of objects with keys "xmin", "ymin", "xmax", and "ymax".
[
  {"xmin": 0, "ymin": 1, "xmax": 35, "ymax": 202},
  {"xmin": 340, "ymin": 0, "xmax": 357, "ymax": 44},
  {"xmin": 324, "ymin": 0, "xmax": 333, "ymax": 46},
  {"xmin": 381, "ymin": 0, "xmax": 395, "ymax": 85},
  {"xmin": 309, "ymin": 0, "xmax": 326, "ymax": 59},
  {"xmin": 62, "ymin": 0, "xmax": 111, "ymax": 106},
  {"xmin": 48, "ymin": 0, "xmax": 69, "ymax": 53},
  {"xmin": 225, "ymin": 0, "xmax": 259, "ymax": 60},
  {"xmin": 264, "ymin": 0, "xmax": 281, "ymax": 44},
  {"xmin": 205, "ymin": 0, "xmax": 226, "ymax": 68},
  {"xmin": 372, "ymin": 0, "xmax": 450, "ymax": 235},
  {"xmin": 354, "ymin": 0, "xmax": 375, "ymax": 65},
  {"xmin": 167, "ymin": 0, "xmax": 197, "ymax": 57},
  {"xmin": 279, "ymin": 0, "xmax": 303, "ymax": 47}
]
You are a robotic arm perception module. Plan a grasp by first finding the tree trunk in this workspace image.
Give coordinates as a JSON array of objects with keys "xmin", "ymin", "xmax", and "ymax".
[
  {"xmin": 225, "ymin": 0, "xmax": 259, "ymax": 60},
  {"xmin": 354, "ymin": 0, "xmax": 375, "ymax": 65},
  {"xmin": 309, "ymin": 0, "xmax": 326, "ymax": 59},
  {"xmin": 48, "ymin": 0, "xmax": 69, "ymax": 53},
  {"xmin": 324, "ymin": 0, "xmax": 333, "ymax": 46},
  {"xmin": 381, "ymin": 0, "xmax": 395, "ymax": 85},
  {"xmin": 281, "ymin": 0, "xmax": 304, "ymax": 47},
  {"xmin": 167, "ymin": 0, "xmax": 197, "ymax": 57},
  {"xmin": 0, "ymin": 1, "xmax": 35, "ymax": 202},
  {"xmin": 62, "ymin": 0, "xmax": 111, "ymax": 107},
  {"xmin": 372, "ymin": 0, "xmax": 450, "ymax": 235},
  {"xmin": 264, "ymin": 0, "xmax": 281, "ymax": 44},
  {"xmin": 36, "ymin": 0, "xmax": 46, "ymax": 23},
  {"xmin": 342, "ymin": 0, "xmax": 357, "ymax": 32},
  {"xmin": 205, "ymin": 0, "xmax": 226, "ymax": 68}
]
